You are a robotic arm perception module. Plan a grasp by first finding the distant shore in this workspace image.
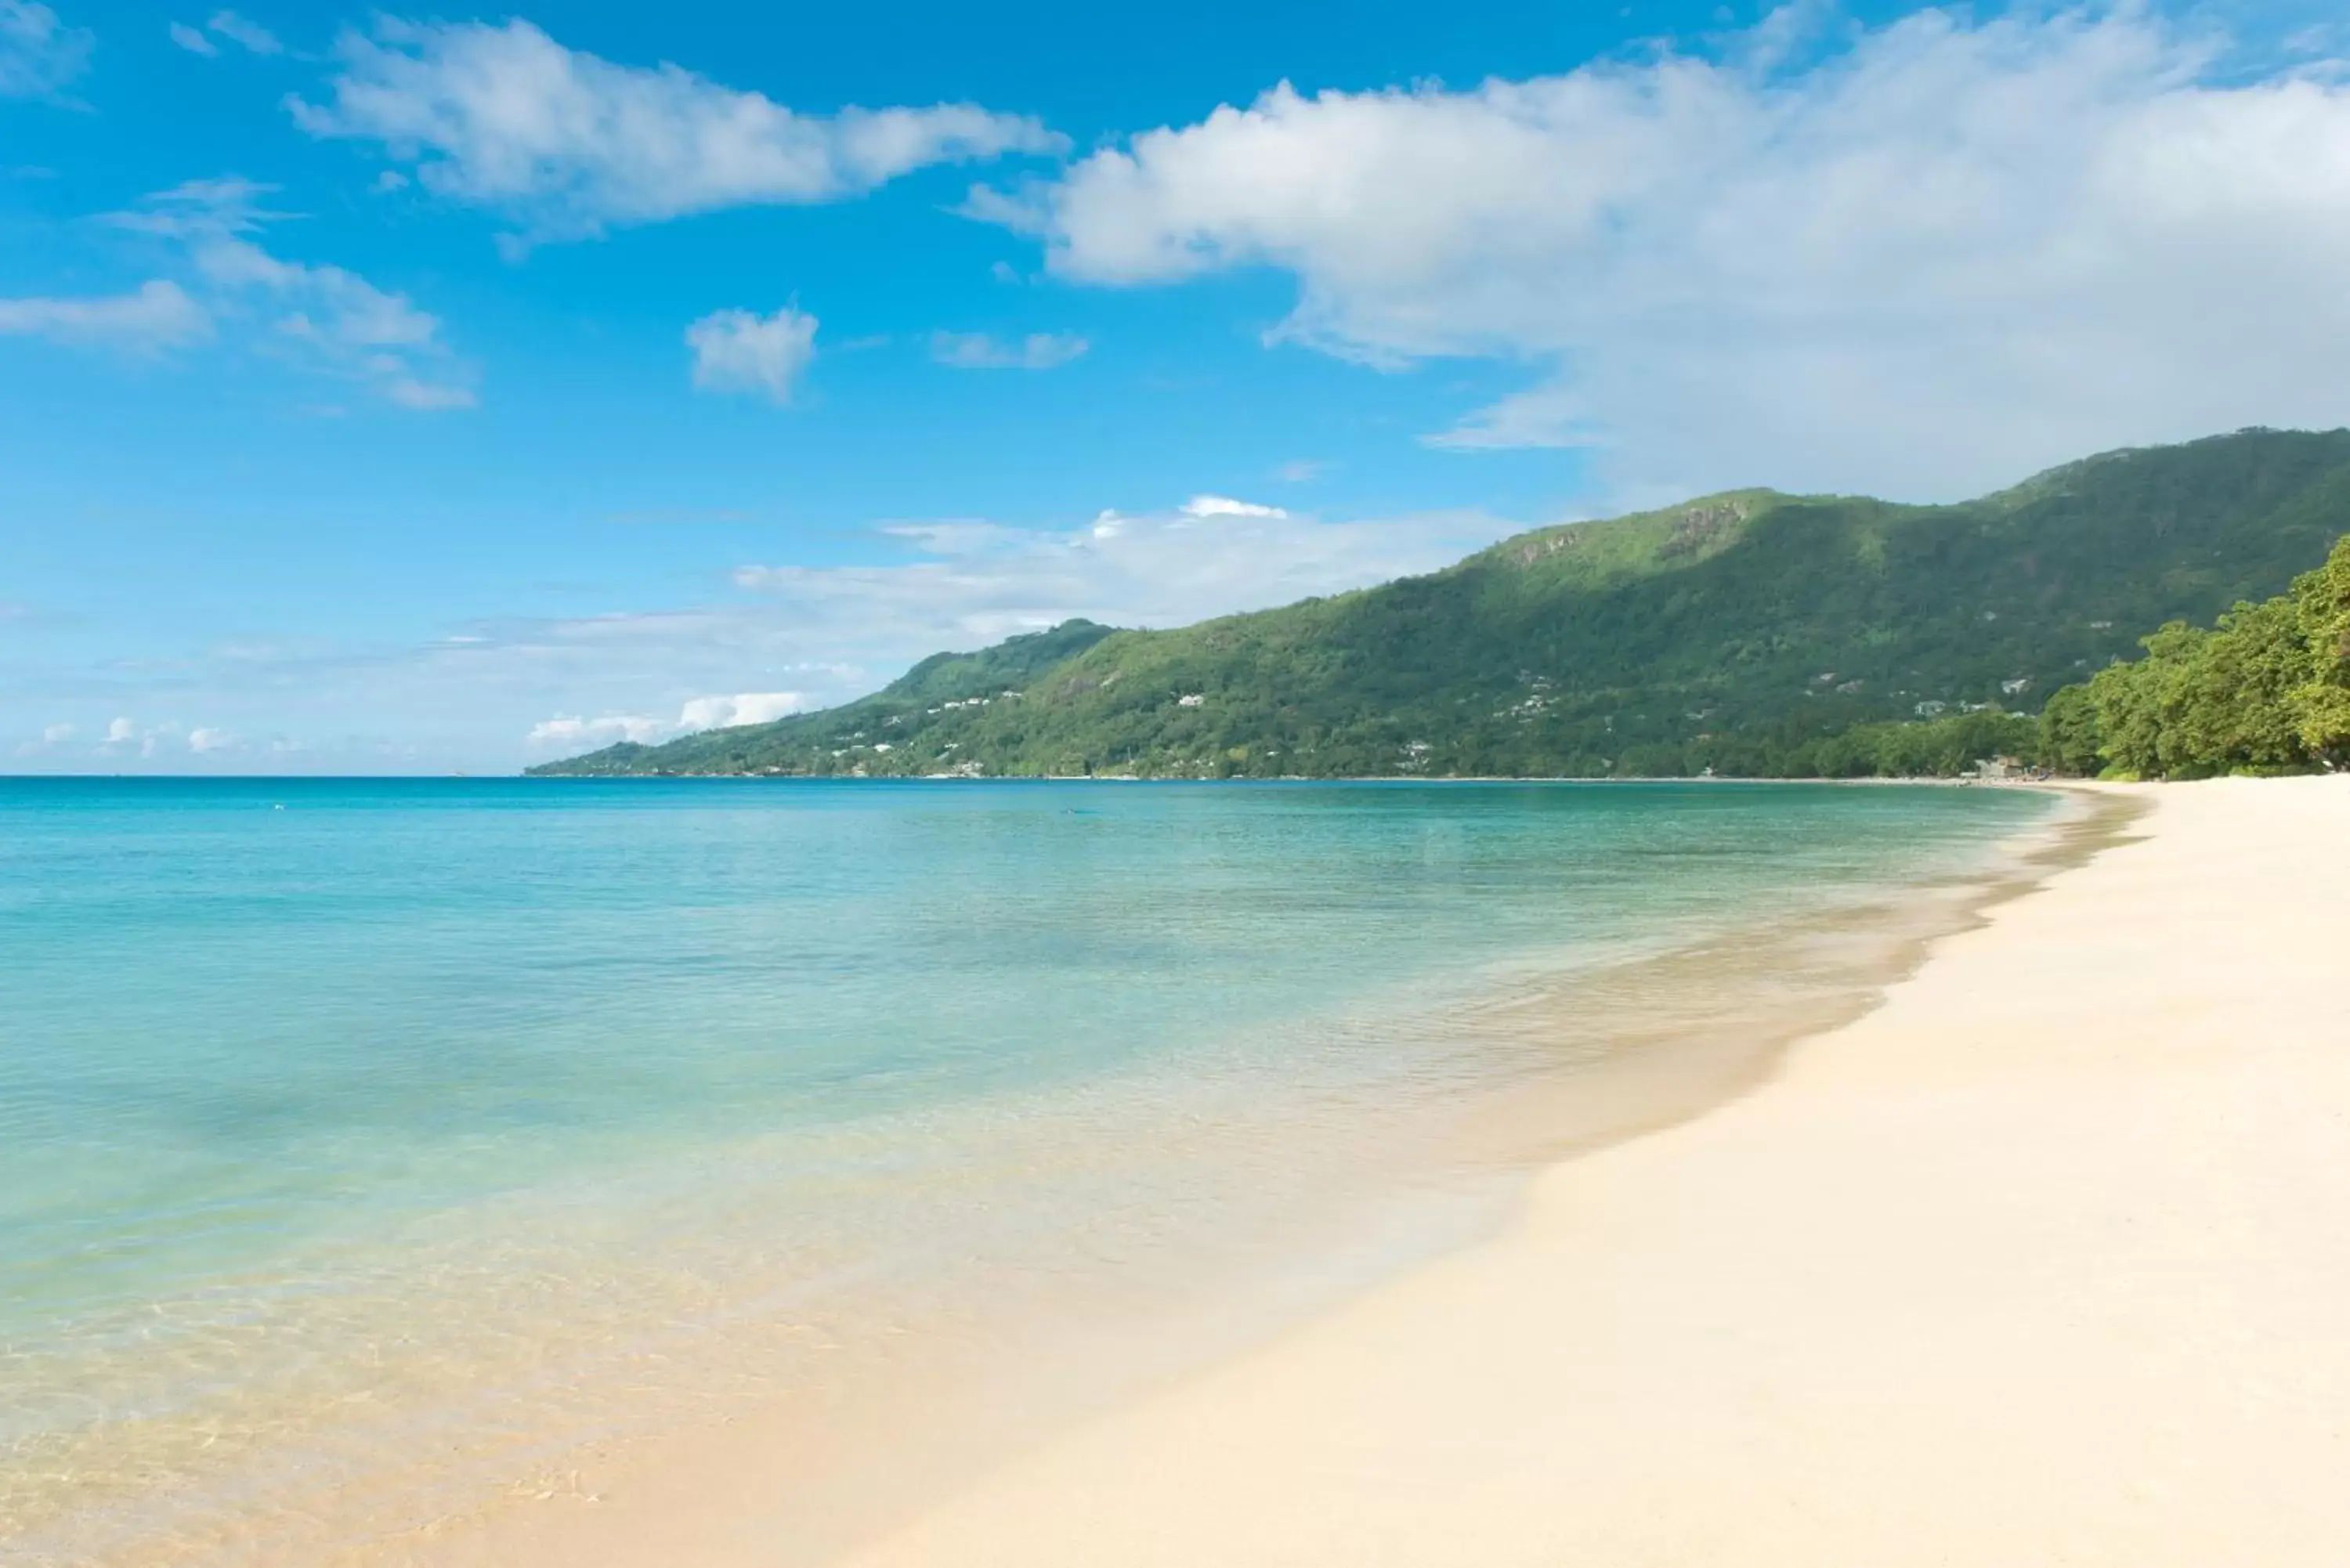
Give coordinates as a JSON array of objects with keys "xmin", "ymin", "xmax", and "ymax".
[
  {"xmin": 518, "ymin": 770, "xmax": 2058, "ymax": 784},
  {"xmin": 817, "ymin": 776, "xmax": 2350, "ymax": 1568}
]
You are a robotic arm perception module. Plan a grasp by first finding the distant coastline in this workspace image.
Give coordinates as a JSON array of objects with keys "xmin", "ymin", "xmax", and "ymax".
[{"xmin": 531, "ymin": 429, "xmax": 2348, "ymax": 786}]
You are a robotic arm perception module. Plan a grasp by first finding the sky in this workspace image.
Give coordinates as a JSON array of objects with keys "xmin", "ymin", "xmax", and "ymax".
[{"xmin": 5, "ymin": 0, "xmax": 2350, "ymax": 773}]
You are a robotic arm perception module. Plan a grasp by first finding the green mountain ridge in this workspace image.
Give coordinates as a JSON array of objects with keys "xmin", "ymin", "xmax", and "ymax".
[{"xmin": 530, "ymin": 428, "xmax": 2350, "ymax": 780}]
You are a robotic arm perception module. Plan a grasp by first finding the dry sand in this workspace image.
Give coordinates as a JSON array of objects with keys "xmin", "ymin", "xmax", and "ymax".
[{"xmin": 831, "ymin": 777, "xmax": 2350, "ymax": 1568}]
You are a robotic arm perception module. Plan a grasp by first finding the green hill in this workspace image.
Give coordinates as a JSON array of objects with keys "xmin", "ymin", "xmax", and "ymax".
[{"xmin": 530, "ymin": 428, "xmax": 2350, "ymax": 780}]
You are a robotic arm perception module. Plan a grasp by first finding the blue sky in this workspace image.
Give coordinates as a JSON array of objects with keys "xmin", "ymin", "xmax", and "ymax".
[{"xmin": 5, "ymin": 0, "xmax": 2349, "ymax": 771}]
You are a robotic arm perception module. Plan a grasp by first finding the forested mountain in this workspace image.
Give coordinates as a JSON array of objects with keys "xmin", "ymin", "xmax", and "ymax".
[{"xmin": 530, "ymin": 429, "xmax": 2350, "ymax": 779}]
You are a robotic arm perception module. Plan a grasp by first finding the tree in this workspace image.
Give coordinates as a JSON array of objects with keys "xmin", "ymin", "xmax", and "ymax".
[
  {"xmin": 2037, "ymin": 531, "xmax": 2348, "ymax": 777},
  {"xmin": 2036, "ymin": 685, "xmax": 2102, "ymax": 775},
  {"xmin": 2294, "ymin": 536, "xmax": 2350, "ymax": 763}
]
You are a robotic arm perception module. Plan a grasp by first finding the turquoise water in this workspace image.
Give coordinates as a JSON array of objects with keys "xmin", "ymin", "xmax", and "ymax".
[{"xmin": 0, "ymin": 778, "xmax": 2055, "ymax": 1561}]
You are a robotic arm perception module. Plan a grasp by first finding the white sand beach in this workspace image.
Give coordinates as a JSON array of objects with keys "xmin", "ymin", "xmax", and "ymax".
[{"xmin": 828, "ymin": 777, "xmax": 2350, "ymax": 1568}]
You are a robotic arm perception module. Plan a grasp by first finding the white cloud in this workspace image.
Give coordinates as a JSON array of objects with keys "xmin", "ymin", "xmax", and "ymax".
[
  {"xmin": 205, "ymin": 9, "xmax": 277, "ymax": 55},
  {"xmin": 725, "ymin": 495, "xmax": 1502, "ymax": 650},
  {"xmin": 174, "ymin": 10, "xmax": 279, "ymax": 56},
  {"xmin": 526, "ymin": 713, "xmax": 665, "ymax": 747},
  {"xmin": 976, "ymin": 7, "xmax": 2350, "ymax": 500},
  {"xmin": 0, "ymin": 280, "xmax": 212, "ymax": 351},
  {"xmin": 14, "ymin": 720, "xmax": 77, "ymax": 756},
  {"xmin": 104, "ymin": 178, "xmax": 475, "ymax": 408},
  {"xmin": 527, "ymin": 691, "xmax": 812, "ymax": 747},
  {"xmin": 0, "ymin": 1, "xmax": 90, "ymax": 98},
  {"xmin": 187, "ymin": 725, "xmax": 236, "ymax": 753},
  {"xmin": 287, "ymin": 17, "xmax": 1064, "ymax": 243},
  {"xmin": 675, "ymin": 691, "xmax": 808, "ymax": 729},
  {"xmin": 1272, "ymin": 459, "xmax": 1328, "ymax": 483},
  {"xmin": 6, "ymin": 500, "xmax": 1509, "ymax": 771},
  {"xmin": 929, "ymin": 330, "xmax": 1090, "ymax": 370},
  {"xmin": 436, "ymin": 499, "xmax": 1502, "ymax": 761},
  {"xmin": 1179, "ymin": 493, "xmax": 1287, "ymax": 519},
  {"xmin": 688, "ymin": 305, "xmax": 817, "ymax": 403}
]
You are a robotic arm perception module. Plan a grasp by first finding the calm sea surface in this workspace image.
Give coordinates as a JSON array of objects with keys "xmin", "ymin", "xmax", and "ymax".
[{"xmin": 0, "ymin": 778, "xmax": 2056, "ymax": 1562}]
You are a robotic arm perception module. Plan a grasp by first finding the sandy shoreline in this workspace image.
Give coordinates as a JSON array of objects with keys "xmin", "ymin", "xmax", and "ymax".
[
  {"xmin": 819, "ymin": 776, "xmax": 2350, "ymax": 1567},
  {"xmin": 66, "ymin": 779, "xmax": 2337, "ymax": 1567},
  {"xmin": 298, "ymin": 789, "xmax": 2063, "ymax": 1568}
]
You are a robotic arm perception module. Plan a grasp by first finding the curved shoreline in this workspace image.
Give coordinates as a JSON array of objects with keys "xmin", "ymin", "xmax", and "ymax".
[
  {"xmin": 16, "ymin": 786, "xmax": 2092, "ymax": 1568},
  {"xmin": 821, "ymin": 776, "xmax": 2350, "ymax": 1568},
  {"xmin": 327, "ymin": 790, "xmax": 2120, "ymax": 1568}
]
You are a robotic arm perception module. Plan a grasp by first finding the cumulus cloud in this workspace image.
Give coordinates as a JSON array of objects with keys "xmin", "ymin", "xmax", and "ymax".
[
  {"xmin": 1179, "ymin": 493, "xmax": 1287, "ymax": 519},
  {"xmin": 490, "ymin": 495, "xmax": 1499, "ymax": 757},
  {"xmin": 0, "ymin": 1, "xmax": 90, "ymax": 98},
  {"xmin": 9, "ymin": 499, "xmax": 1509, "ymax": 770},
  {"xmin": 169, "ymin": 20, "xmax": 215, "ymax": 55},
  {"xmin": 13, "ymin": 720, "xmax": 78, "ymax": 756},
  {"xmin": 526, "ymin": 690, "xmax": 813, "ymax": 747},
  {"xmin": 0, "ymin": 279, "xmax": 212, "ymax": 351},
  {"xmin": 725, "ymin": 494, "xmax": 1501, "ymax": 651},
  {"xmin": 677, "ymin": 691, "xmax": 809, "ymax": 728},
  {"xmin": 688, "ymin": 304, "xmax": 818, "ymax": 403},
  {"xmin": 288, "ymin": 17, "xmax": 1064, "ymax": 243},
  {"xmin": 526, "ymin": 712, "xmax": 666, "ymax": 748},
  {"xmin": 974, "ymin": 7, "xmax": 2350, "ymax": 500},
  {"xmin": 104, "ymin": 178, "xmax": 475, "ymax": 408},
  {"xmin": 96, "ymin": 716, "xmax": 179, "ymax": 757},
  {"xmin": 186, "ymin": 725, "xmax": 237, "ymax": 753},
  {"xmin": 424, "ymin": 500, "xmax": 1503, "ymax": 762},
  {"xmin": 929, "ymin": 330, "xmax": 1089, "ymax": 370}
]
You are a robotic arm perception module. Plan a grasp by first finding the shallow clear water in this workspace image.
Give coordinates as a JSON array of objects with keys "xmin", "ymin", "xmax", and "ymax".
[{"xmin": 0, "ymin": 778, "xmax": 2053, "ymax": 1561}]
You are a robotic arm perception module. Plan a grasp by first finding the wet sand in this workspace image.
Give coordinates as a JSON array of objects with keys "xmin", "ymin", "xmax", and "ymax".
[
  {"xmin": 35, "ymin": 783, "xmax": 2147, "ymax": 1568},
  {"xmin": 828, "ymin": 777, "xmax": 2350, "ymax": 1567}
]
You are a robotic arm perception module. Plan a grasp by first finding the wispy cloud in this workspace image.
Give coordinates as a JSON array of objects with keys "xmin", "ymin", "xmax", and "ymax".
[
  {"xmin": 172, "ymin": 10, "xmax": 279, "ymax": 56},
  {"xmin": 0, "ymin": 1, "xmax": 91, "ymax": 99},
  {"xmin": 287, "ymin": 16, "xmax": 1064, "ymax": 245},
  {"xmin": 973, "ymin": 6, "xmax": 2350, "ymax": 500},
  {"xmin": 205, "ymin": 9, "xmax": 277, "ymax": 54},
  {"xmin": 929, "ymin": 330, "xmax": 1089, "ymax": 370},
  {"xmin": 99, "ymin": 177, "xmax": 475, "ymax": 408},
  {"xmin": 687, "ymin": 304, "xmax": 818, "ymax": 404},
  {"xmin": 0, "ymin": 280, "xmax": 212, "ymax": 351}
]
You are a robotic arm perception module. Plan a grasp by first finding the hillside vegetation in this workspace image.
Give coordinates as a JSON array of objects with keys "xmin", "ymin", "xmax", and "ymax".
[
  {"xmin": 2038, "ymin": 533, "xmax": 2350, "ymax": 779},
  {"xmin": 531, "ymin": 429, "xmax": 2350, "ymax": 780}
]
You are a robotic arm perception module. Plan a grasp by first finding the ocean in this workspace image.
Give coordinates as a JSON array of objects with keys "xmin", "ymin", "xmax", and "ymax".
[{"xmin": 0, "ymin": 778, "xmax": 2060, "ymax": 1564}]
